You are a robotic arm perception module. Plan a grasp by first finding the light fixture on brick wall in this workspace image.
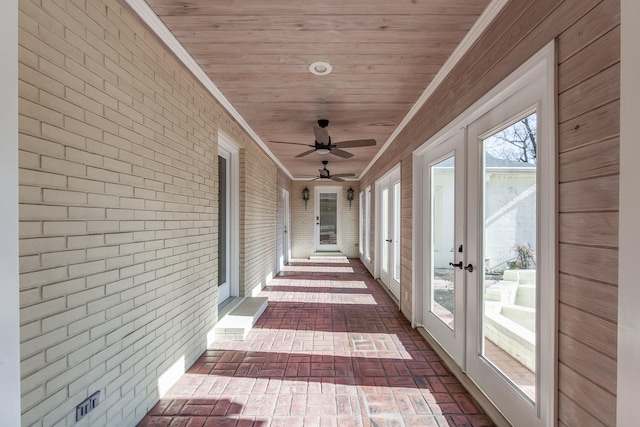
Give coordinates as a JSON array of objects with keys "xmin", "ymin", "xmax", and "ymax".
[
  {"xmin": 347, "ymin": 186, "xmax": 354, "ymax": 209},
  {"xmin": 302, "ymin": 186, "xmax": 310, "ymax": 209}
]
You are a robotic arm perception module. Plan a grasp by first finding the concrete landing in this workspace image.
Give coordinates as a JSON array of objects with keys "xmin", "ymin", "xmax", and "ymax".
[
  {"xmin": 309, "ymin": 252, "xmax": 347, "ymax": 260},
  {"xmin": 214, "ymin": 297, "xmax": 268, "ymax": 341}
]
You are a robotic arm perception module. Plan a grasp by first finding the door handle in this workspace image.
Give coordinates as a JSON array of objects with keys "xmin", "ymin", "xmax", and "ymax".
[
  {"xmin": 449, "ymin": 261, "xmax": 463, "ymax": 270},
  {"xmin": 464, "ymin": 263, "xmax": 474, "ymax": 272},
  {"xmin": 385, "ymin": 239, "xmax": 392, "ymax": 243}
]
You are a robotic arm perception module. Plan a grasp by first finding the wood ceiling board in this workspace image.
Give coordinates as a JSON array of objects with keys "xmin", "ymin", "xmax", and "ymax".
[
  {"xmin": 186, "ymin": 44, "xmax": 458, "ymax": 57},
  {"xmin": 173, "ymin": 30, "xmax": 469, "ymax": 45},
  {"xmin": 200, "ymin": 64, "xmax": 442, "ymax": 75},
  {"xmin": 160, "ymin": 14, "xmax": 481, "ymax": 32},
  {"xmin": 147, "ymin": 0, "xmax": 490, "ymax": 16},
  {"xmin": 146, "ymin": 0, "xmax": 492, "ymax": 178}
]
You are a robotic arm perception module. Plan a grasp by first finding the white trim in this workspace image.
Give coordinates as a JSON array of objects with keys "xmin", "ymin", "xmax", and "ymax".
[
  {"xmin": 412, "ymin": 42, "xmax": 555, "ymax": 427},
  {"xmin": 618, "ymin": 0, "xmax": 640, "ymax": 423},
  {"xmin": 363, "ymin": 185, "xmax": 373, "ymax": 272},
  {"xmin": 0, "ymin": 0, "xmax": 20, "ymax": 423},
  {"xmin": 125, "ymin": 0, "xmax": 293, "ymax": 180},
  {"xmin": 360, "ymin": 0, "xmax": 510, "ymax": 178},
  {"xmin": 218, "ymin": 131, "xmax": 240, "ymax": 301}
]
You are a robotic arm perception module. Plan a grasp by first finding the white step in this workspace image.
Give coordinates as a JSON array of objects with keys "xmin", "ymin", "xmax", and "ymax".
[
  {"xmin": 214, "ymin": 297, "xmax": 268, "ymax": 341},
  {"xmin": 309, "ymin": 252, "xmax": 347, "ymax": 260}
]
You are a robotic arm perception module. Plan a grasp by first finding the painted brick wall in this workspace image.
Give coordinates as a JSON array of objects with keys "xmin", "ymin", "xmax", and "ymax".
[
  {"xmin": 291, "ymin": 181, "xmax": 359, "ymax": 258},
  {"xmin": 240, "ymin": 143, "xmax": 278, "ymax": 297},
  {"xmin": 18, "ymin": 0, "xmax": 279, "ymax": 425}
]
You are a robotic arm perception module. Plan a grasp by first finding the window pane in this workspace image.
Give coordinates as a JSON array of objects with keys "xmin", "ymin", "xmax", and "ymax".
[
  {"xmin": 482, "ymin": 112, "xmax": 537, "ymax": 402},
  {"xmin": 430, "ymin": 155, "xmax": 455, "ymax": 329}
]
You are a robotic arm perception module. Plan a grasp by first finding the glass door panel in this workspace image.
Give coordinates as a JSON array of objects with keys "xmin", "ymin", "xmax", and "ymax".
[
  {"xmin": 319, "ymin": 193, "xmax": 337, "ymax": 245},
  {"xmin": 481, "ymin": 112, "xmax": 538, "ymax": 402},
  {"xmin": 381, "ymin": 188, "xmax": 389, "ymax": 274},
  {"xmin": 393, "ymin": 182, "xmax": 401, "ymax": 282},
  {"xmin": 315, "ymin": 187, "xmax": 341, "ymax": 252},
  {"xmin": 430, "ymin": 156, "xmax": 456, "ymax": 329}
]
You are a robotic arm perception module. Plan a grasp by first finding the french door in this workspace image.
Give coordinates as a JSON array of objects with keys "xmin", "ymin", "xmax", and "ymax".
[
  {"xmin": 422, "ymin": 131, "xmax": 466, "ymax": 366},
  {"xmin": 418, "ymin": 44, "xmax": 555, "ymax": 426},
  {"xmin": 217, "ymin": 133, "xmax": 239, "ymax": 307},
  {"xmin": 377, "ymin": 168, "xmax": 401, "ymax": 300},
  {"xmin": 315, "ymin": 186, "xmax": 342, "ymax": 252}
]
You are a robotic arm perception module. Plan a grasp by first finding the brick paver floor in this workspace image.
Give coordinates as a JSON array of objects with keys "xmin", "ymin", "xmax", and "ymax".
[{"xmin": 138, "ymin": 258, "xmax": 495, "ymax": 427}]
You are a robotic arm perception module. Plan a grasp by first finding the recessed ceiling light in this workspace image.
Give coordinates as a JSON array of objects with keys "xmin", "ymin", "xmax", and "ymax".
[{"xmin": 309, "ymin": 61, "xmax": 332, "ymax": 76}]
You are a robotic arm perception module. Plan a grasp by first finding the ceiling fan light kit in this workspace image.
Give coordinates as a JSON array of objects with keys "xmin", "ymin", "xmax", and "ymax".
[{"xmin": 270, "ymin": 119, "xmax": 377, "ymax": 160}]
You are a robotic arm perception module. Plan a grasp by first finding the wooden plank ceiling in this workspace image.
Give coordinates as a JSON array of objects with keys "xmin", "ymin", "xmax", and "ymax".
[{"xmin": 146, "ymin": 0, "xmax": 491, "ymax": 178}]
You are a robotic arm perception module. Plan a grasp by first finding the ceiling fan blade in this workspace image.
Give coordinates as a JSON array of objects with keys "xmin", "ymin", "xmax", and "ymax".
[
  {"xmin": 330, "ymin": 176, "xmax": 345, "ymax": 182},
  {"xmin": 270, "ymin": 140, "xmax": 313, "ymax": 147},
  {"xmin": 295, "ymin": 149, "xmax": 316, "ymax": 158},
  {"xmin": 313, "ymin": 124, "xmax": 330, "ymax": 145},
  {"xmin": 332, "ymin": 173, "xmax": 356, "ymax": 177},
  {"xmin": 330, "ymin": 148, "xmax": 354, "ymax": 159},
  {"xmin": 334, "ymin": 138, "xmax": 377, "ymax": 148}
]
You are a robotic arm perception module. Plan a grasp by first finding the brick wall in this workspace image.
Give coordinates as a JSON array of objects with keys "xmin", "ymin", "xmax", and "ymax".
[
  {"xmin": 291, "ymin": 181, "xmax": 360, "ymax": 258},
  {"xmin": 240, "ymin": 143, "xmax": 278, "ymax": 297},
  {"xmin": 18, "ymin": 0, "xmax": 279, "ymax": 425}
]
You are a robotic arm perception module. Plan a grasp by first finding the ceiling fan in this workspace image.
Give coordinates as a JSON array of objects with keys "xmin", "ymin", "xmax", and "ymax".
[
  {"xmin": 270, "ymin": 119, "xmax": 376, "ymax": 158},
  {"xmin": 310, "ymin": 160, "xmax": 355, "ymax": 182}
]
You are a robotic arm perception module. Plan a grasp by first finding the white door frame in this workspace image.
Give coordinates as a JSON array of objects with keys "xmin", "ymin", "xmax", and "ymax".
[
  {"xmin": 314, "ymin": 186, "xmax": 342, "ymax": 252},
  {"xmin": 0, "ymin": 1, "xmax": 20, "ymax": 423},
  {"xmin": 618, "ymin": 0, "xmax": 640, "ymax": 422},
  {"xmin": 281, "ymin": 188, "xmax": 291, "ymax": 269},
  {"xmin": 413, "ymin": 42, "xmax": 555, "ymax": 427},
  {"xmin": 218, "ymin": 131, "xmax": 239, "ymax": 304},
  {"xmin": 375, "ymin": 165, "xmax": 401, "ymax": 299}
]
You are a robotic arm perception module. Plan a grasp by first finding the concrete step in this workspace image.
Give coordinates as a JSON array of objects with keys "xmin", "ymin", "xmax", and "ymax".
[
  {"xmin": 309, "ymin": 252, "xmax": 347, "ymax": 260},
  {"xmin": 214, "ymin": 297, "xmax": 268, "ymax": 341}
]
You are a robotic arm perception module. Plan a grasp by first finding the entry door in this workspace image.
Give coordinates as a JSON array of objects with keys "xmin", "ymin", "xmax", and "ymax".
[
  {"xmin": 378, "ymin": 169, "xmax": 401, "ymax": 299},
  {"xmin": 217, "ymin": 152, "xmax": 231, "ymax": 303},
  {"xmin": 422, "ymin": 131, "xmax": 466, "ymax": 366},
  {"xmin": 417, "ymin": 47, "xmax": 554, "ymax": 426},
  {"xmin": 315, "ymin": 186, "xmax": 341, "ymax": 252},
  {"xmin": 465, "ymin": 91, "xmax": 543, "ymax": 424}
]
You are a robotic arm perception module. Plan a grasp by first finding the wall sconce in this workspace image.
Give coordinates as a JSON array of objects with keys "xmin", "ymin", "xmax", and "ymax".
[
  {"xmin": 302, "ymin": 186, "xmax": 310, "ymax": 209},
  {"xmin": 347, "ymin": 186, "xmax": 354, "ymax": 209}
]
